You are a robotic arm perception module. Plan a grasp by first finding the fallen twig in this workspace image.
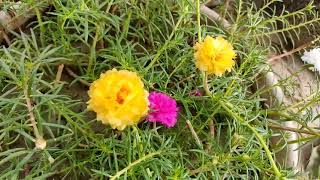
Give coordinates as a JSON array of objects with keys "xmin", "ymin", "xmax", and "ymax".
[
  {"xmin": 0, "ymin": 2, "xmax": 48, "ymax": 43},
  {"xmin": 268, "ymin": 123, "xmax": 320, "ymax": 136},
  {"xmin": 268, "ymin": 42, "xmax": 310, "ymax": 63},
  {"xmin": 268, "ymin": 36, "xmax": 320, "ymax": 63},
  {"xmin": 186, "ymin": 120, "xmax": 203, "ymax": 149},
  {"xmin": 55, "ymin": 64, "xmax": 64, "ymax": 82},
  {"xmin": 209, "ymin": 118, "xmax": 215, "ymax": 137},
  {"xmin": 200, "ymin": 4, "xmax": 231, "ymax": 28},
  {"xmin": 65, "ymin": 67, "xmax": 91, "ymax": 87}
]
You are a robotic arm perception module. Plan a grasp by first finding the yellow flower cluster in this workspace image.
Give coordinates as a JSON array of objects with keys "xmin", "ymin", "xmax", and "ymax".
[
  {"xmin": 194, "ymin": 36, "xmax": 236, "ymax": 76},
  {"xmin": 87, "ymin": 69, "xmax": 149, "ymax": 130}
]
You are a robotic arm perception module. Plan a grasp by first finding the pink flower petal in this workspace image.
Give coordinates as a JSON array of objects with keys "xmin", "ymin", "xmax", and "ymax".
[{"xmin": 147, "ymin": 92, "xmax": 178, "ymax": 128}]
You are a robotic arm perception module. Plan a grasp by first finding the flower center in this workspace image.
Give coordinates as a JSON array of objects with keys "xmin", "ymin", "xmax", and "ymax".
[{"xmin": 116, "ymin": 86, "xmax": 130, "ymax": 104}]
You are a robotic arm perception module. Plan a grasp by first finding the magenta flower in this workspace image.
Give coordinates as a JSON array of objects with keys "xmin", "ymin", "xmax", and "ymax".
[{"xmin": 147, "ymin": 92, "xmax": 178, "ymax": 128}]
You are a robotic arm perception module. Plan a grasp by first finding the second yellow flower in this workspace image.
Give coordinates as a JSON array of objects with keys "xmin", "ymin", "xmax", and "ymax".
[{"xmin": 194, "ymin": 36, "xmax": 236, "ymax": 76}]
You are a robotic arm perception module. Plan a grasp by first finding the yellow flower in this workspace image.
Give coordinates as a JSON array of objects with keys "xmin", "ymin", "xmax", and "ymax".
[
  {"xmin": 87, "ymin": 69, "xmax": 149, "ymax": 130},
  {"xmin": 194, "ymin": 36, "xmax": 236, "ymax": 76}
]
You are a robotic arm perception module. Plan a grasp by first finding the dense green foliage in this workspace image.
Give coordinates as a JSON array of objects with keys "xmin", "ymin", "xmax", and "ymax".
[{"xmin": 0, "ymin": 0, "xmax": 319, "ymax": 179}]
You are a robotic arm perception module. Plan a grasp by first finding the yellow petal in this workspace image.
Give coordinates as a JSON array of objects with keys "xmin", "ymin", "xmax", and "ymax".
[
  {"xmin": 194, "ymin": 36, "xmax": 236, "ymax": 76},
  {"xmin": 87, "ymin": 69, "xmax": 149, "ymax": 130}
]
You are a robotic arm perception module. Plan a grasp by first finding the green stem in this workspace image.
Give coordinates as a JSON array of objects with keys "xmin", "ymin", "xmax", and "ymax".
[
  {"xmin": 196, "ymin": 0, "xmax": 201, "ymax": 41},
  {"xmin": 198, "ymin": 1, "xmax": 281, "ymax": 176},
  {"xmin": 87, "ymin": 23, "xmax": 100, "ymax": 74},
  {"xmin": 35, "ymin": 7, "xmax": 44, "ymax": 46},
  {"xmin": 110, "ymin": 151, "xmax": 161, "ymax": 180},
  {"xmin": 24, "ymin": 82, "xmax": 47, "ymax": 150},
  {"xmin": 218, "ymin": 101, "xmax": 283, "ymax": 178},
  {"xmin": 144, "ymin": 13, "xmax": 185, "ymax": 72}
]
